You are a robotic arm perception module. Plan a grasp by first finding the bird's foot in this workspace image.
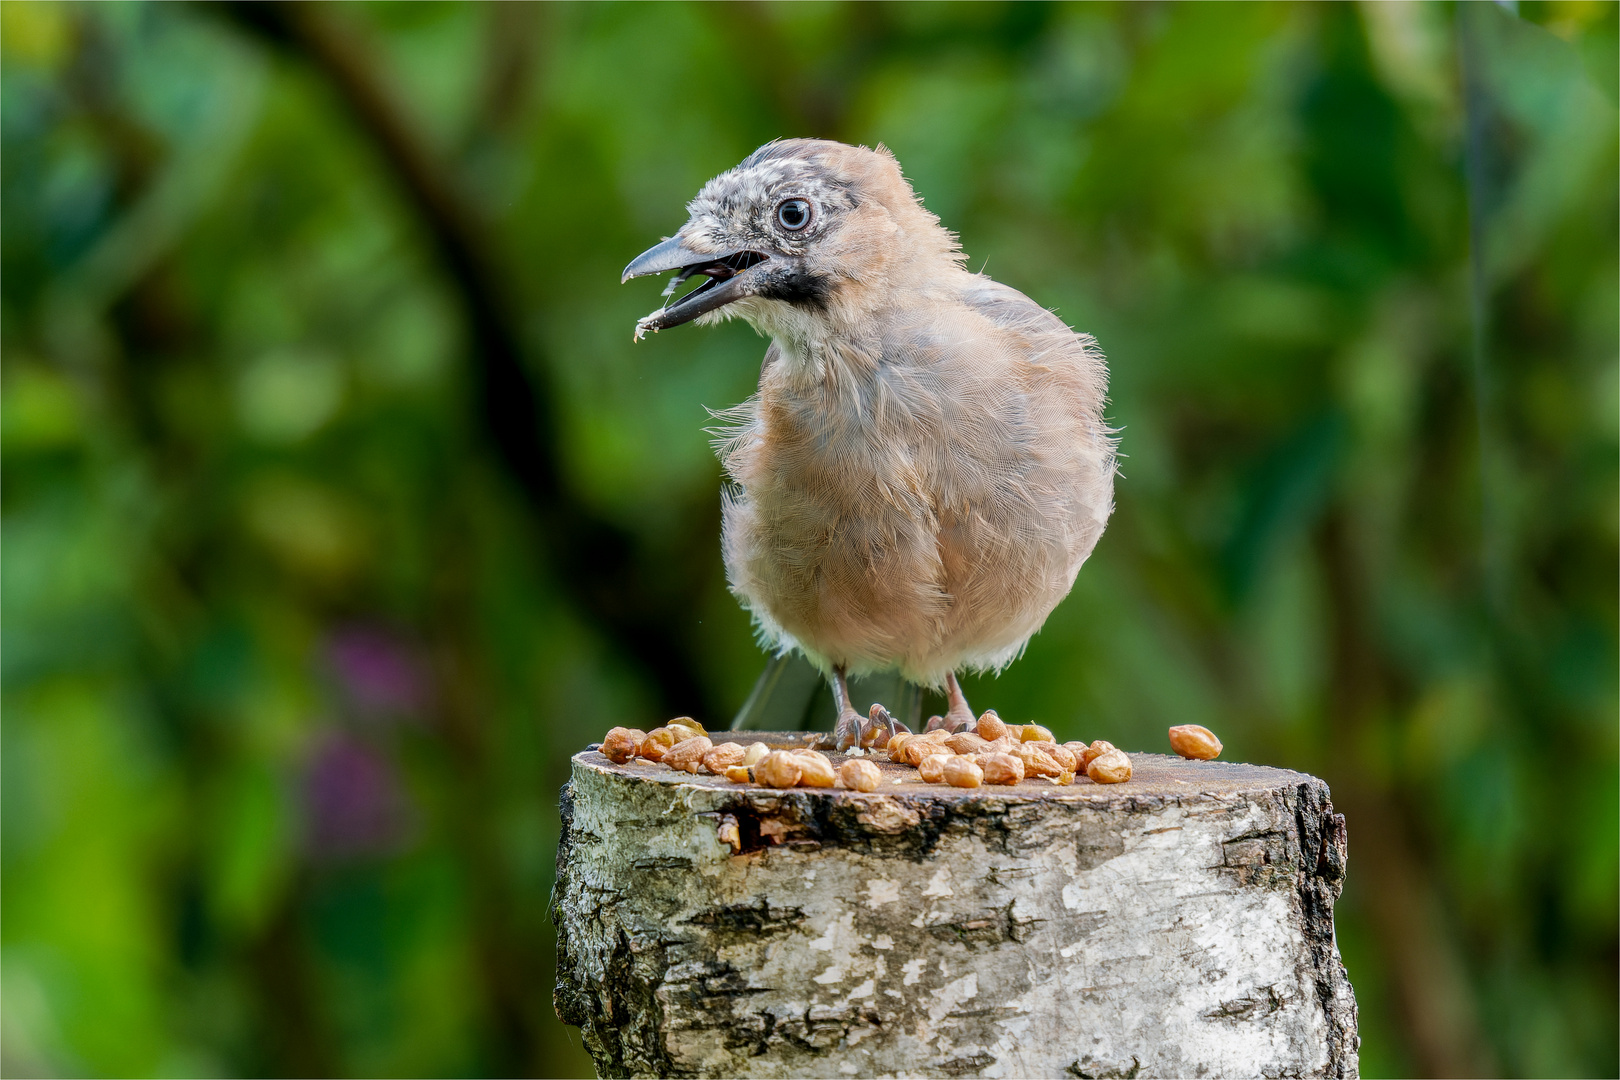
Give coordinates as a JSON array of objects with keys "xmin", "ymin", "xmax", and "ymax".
[
  {"xmin": 930, "ymin": 672, "xmax": 977, "ymax": 734},
  {"xmin": 832, "ymin": 707, "xmax": 864, "ymax": 752},
  {"xmin": 924, "ymin": 705, "xmax": 976, "ymax": 734},
  {"xmin": 860, "ymin": 704, "xmax": 908, "ymax": 749}
]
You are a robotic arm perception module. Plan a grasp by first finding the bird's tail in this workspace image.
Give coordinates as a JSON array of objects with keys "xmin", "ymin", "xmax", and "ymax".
[{"xmin": 731, "ymin": 652, "xmax": 927, "ymax": 733}]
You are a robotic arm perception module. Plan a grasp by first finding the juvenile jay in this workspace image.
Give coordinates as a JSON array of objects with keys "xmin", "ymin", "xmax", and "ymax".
[{"xmin": 624, "ymin": 139, "xmax": 1116, "ymax": 752}]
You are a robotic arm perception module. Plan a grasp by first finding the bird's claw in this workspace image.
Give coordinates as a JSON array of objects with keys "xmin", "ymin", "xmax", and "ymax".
[
  {"xmin": 943, "ymin": 700, "xmax": 976, "ymax": 733},
  {"xmin": 860, "ymin": 704, "xmax": 908, "ymax": 748},
  {"xmin": 833, "ymin": 708, "xmax": 863, "ymax": 752}
]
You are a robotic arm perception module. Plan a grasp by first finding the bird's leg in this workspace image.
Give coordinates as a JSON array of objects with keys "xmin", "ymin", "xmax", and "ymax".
[
  {"xmin": 942, "ymin": 671, "xmax": 976, "ymax": 733},
  {"xmin": 831, "ymin": 666, "xmax": 863, "ymax": 752}
]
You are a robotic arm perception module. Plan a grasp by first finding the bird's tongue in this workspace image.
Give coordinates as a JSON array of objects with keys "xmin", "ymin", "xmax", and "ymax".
[{"xmin": 662, "ymin": 269, "xmax": 721, "ymax": 309}]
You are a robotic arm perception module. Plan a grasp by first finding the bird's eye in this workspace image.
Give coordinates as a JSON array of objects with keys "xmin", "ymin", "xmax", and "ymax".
[{"xmin": 776, "ymin": 198, "xmax": 813, "ymax": 232}]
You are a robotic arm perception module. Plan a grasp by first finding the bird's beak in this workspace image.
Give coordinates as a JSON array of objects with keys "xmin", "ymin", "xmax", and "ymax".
[
  {"xmin": 621, "ymin": 236, "xmax": 703, "ymax": 283},
  {"xmin": 622, "ymin": 236, "xmax": 769, "ymax": 340}
]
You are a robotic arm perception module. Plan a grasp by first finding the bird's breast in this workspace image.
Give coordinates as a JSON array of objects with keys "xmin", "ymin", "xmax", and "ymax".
[{"xmin": 718, "ymin": 306, "xmax": 1113, "ymax": 678}]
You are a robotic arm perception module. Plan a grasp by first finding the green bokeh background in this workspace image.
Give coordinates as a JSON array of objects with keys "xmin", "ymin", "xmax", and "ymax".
[{"xmin": 2, "ymin": 2, "xmax": 1614, "ymax": 1076}]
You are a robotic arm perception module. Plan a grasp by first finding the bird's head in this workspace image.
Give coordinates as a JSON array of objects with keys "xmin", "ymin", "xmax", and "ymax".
[{"xmin": 623, "ymin": 139, "xmax": 962, "ymax": 343}]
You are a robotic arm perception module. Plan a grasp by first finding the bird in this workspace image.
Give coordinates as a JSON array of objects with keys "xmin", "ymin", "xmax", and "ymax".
[{"xmin": 623, "ymin": 139, "xmax": 1116, "ymax": 752}]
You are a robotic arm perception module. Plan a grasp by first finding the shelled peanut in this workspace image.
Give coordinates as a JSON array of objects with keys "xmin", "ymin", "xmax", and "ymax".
[
  {"xmin": 838, "ymin": 758, "xmax": 882, "ymax": 792},
  {"xmin": 1168, "ymin": 724, "xmax": 1222, "ymax": 760},
  {"xmin": 1012, "ymin": 742, "xmax": 1064, "ymax": 778},
  {"xmin": 978, "ymin": 752, "xmax": 1025, "ymax": 785},
  {"xmin": 667, "ymin": 716, "xmax": 706, "ymax": 737},
  {"xmin": 754, "ymin": 750, "xmax": 802, "ymax": 788},
  {"xmin": 917, "ymin": 752, "xmax": 952, "ymax": 784},
  {"xmin": 702, "ymin": 742, "xmax": 747, "ymax": 774},
  {"xmin": 1046, "ymin": 744, "xmax": 1078, "ymax": 772},
  {"xmin": 664, "ymin": 735, "xmax": 713, "ymax": 774},
  {"xmin": 945, "ymin": 731, "xmax": 988, "ymax": 755},
  {"xmin": 976, "ymin": 710, "xmax": 1008, "ymax": 741},
  {"xmin": 1087, "ymin": 747, "xmax": 1132, "ymax": 784},
  {"xmin": 1078, "ymin": 740, "xmax": 1114, "ymax": 770},
  {"xmin": 794, "ymin": 750, "xmax": 837, "ymax": 788},
  {"xmin": 942, "ymin": 757, "xmax": 983, "ymax": 788},
  {"xmin": 601, "ymin": 727, "xmax": 645, "ymax": 764}
]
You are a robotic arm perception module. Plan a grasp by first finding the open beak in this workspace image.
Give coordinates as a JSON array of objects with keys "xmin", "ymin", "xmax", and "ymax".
[{"xmin": 622, "ymin": 236, "xmax": 769, "ymax": 340}]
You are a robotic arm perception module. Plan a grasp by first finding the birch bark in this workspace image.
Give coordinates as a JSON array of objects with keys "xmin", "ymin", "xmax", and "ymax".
[{"xmin": 553, "ymin": 735, "xmax": 1358, "ymax": 1079}]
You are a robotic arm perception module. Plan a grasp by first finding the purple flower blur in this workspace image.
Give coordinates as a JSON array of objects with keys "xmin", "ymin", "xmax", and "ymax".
[
  {"xmin": 324, "ymin": 626, "xmax": 428, "ymax": 718},
  {"xmin": 303, "ymin": 734, "xmax": 411, "ymax": 859}
]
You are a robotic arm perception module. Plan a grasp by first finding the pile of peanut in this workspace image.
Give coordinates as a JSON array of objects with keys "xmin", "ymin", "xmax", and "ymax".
[
  {"xmin": 883, "ymin": 710, "xmax": 1131, "ymax": 788},
  {"xmin": 598, "ymin": 718, "xmax": 885, "ymax": 791},
  {"xmin": 596, "ymin": 710, "xmax": 1135, "ymax": 791}
]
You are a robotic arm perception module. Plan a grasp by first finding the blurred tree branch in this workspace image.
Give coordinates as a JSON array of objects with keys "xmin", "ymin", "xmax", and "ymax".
[
  {"xmin": 1317, "ymin": 510, "xmax": 1496, "ymax": 1078},
  {"xmin": 218, "ymin": 0, "xmax": 716, "ymax": 720}
]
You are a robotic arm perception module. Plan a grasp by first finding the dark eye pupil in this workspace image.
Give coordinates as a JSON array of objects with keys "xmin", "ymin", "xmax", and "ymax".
[{"xmin": 778, "ymin": 200, "xmax": 809, "ymax": 230}]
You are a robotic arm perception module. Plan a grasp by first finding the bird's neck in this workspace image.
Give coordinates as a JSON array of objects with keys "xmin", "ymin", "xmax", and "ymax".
[{"xmin": 739, "ymin": 266, "xmax": 965, "ymax": 384}]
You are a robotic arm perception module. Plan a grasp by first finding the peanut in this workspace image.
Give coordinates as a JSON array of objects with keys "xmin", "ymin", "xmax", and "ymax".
[
  {"xmin": 1013, "ymin": 744, "xmax": 1064, "ymax": 778},
  {"xmin": 1079, "ymin": 740, "xmax": 1115, "ymax": 770},
  {"xmin": 716, "ymin": 814, "xmax": 741, "ymax": 853},
  {"xmin": 724, "ymin": 765, "xmax": 752, "ymax": 784},
  {"xmin": 887, "ymin": 732, "xmax": 915, "ymax": 762},
  {"xmin": 1045, "ymin": 744, "xmax": 1078, "ymax": 772},
  {"xmin": 981, "ymin": 735, "xmax": 1019, "ymax": 755},
  {"xmin": 1020, "ymin": 723, "xmax": 1056, "ymax": 743},
  {"xmin": 667, "ymin": 716, "xmax": 707, "ymax": 737},
  {"xmin": 976, "ymin": 709, "xmax": 1008, "ymax": 742},
  {"xmin": 796, "ymin": 751, "xmax": 837, "ymax": 788},
  {"xmin": 902, "ymin": 737, "xmax": 950, "ymax": 767},
  {"xmin": 917, "ymin": 752, "xmax": 955, "ymax": 784},
  {"xmin": 1054, "ymin": 769, "xmax": 1076, "ymax": 786},
  {"xmin": 743, "ymin": 742, "xmax": 770, "ymax": 767},
  {"xmin": 943, "ymin": 757, "xmax": 983, "ymax": 788},
  {"xmin": 979, "ymin": 752, "xmax": 1026, "ymax": 786},
  {"xmin": 638, "ymin": 727, "xmax": 679, "ymax": 762},
  {"xmin": 664, "ymin": 735, "xmax": 713, "ymax": 774},
  {"xmin": 838, "ymin": 758, "xmax": 882, "ymax": 793},
  {"xmin": 945, "ymin": 731, "xmax": 989, "ymax": 755},
  {"xmin": 703, "ymin": 741, "xmax": 747, "ymax": 774},
  {"xmin": 1087, "ymin": 748, "xmax": 1132, "ymax": 784},
  {"xmin": 755, "ymin": 750, "xmax": 802, "ymax": 789},
  {"xmin": 1062, "ymin": 741, "xmax": 1090, "ymax": 763},
  {"xmin": 1168, "ymin": 724, "xmax": 1222, "ymax": 760},
  {"xmin": 601, "ymin": 727, "xmax": 646, "ymax": 764}
]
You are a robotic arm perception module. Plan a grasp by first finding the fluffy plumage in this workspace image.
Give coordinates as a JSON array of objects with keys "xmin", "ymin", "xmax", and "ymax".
[{"xmin": 626, "ymin": 139, "xmax": 1115, "ymax": 737}]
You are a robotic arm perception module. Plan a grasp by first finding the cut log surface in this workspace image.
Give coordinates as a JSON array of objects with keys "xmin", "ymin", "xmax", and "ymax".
[{"xmin": 553, "ymin": 734, "xmax": 1358, "ymax": 1079}]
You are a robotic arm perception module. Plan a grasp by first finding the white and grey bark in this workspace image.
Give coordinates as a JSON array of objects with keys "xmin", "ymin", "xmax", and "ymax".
[{"xmin": 553, "ymin": 736, "xmax": 1358, "ymax": 1079}]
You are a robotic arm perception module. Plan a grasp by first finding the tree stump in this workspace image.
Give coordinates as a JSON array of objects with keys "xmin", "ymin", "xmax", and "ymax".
[{"xmin": 553, "ymin": 734, "xmax": 1358, "ymax": 1079}]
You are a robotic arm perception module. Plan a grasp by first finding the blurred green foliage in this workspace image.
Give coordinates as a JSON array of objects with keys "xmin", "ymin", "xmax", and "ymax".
[{"xmin": 2, "ymin": 2, "xmax": 1614, "ymax": 1077}]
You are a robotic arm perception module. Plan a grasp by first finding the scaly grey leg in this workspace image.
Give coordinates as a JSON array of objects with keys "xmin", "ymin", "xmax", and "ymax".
[
  {"xmin": 942, "ymin": 672, "xmax": 976, "ymax": 733},
  {"xmin": 831, "ymin": 666, "xmax": 863, "ymax": 752}
]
